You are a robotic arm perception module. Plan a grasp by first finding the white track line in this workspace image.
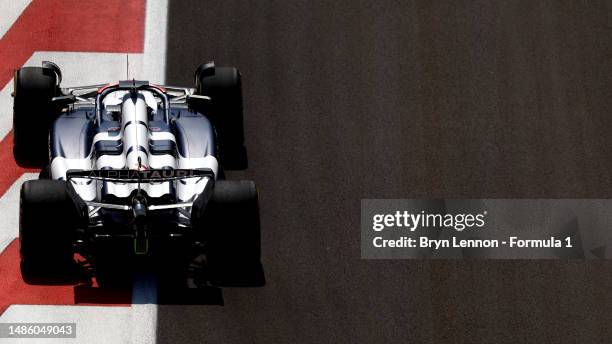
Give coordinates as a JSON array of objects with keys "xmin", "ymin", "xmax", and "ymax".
[
  {"xmin": 141, "ymin": 0, "xmax": 169, "ymax": 85},
  {"xmin": 0, "ymin": 0, "xmax": 31, "ymax": 39},
  {"xmin": 130, "ymin": 272, "xmax": 159, "ymax": 344}
]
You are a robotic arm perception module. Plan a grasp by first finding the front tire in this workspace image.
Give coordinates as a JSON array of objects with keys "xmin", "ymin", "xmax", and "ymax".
[
  {"xmin": 13, "ymin": 66, "xmax": 61, "ymax": 168},
  {"xmin": 195, "ymin": 62, "xmax": 248, "ymax": 170}
]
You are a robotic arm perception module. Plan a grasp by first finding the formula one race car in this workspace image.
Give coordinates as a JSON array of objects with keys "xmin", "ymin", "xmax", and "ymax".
[{"xmin": 13, "ymin": 61, "xmax": 263, "ymax": 287}]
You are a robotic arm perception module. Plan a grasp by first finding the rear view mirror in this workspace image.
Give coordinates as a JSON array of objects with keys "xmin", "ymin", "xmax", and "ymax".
[{"xmin": 186, "ymin": 94, "xmax": 212, "ymax": 111}]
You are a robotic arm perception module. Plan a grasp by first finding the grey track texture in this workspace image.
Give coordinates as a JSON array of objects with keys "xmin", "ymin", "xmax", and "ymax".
[{"xmin": 161, "ymin": 1, "xmax": 612, "ymax": 343}]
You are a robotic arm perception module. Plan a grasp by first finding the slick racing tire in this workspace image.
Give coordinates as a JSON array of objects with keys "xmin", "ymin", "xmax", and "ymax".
[
  {"xmin": 13, "ymin": 65, "xmax": 61, "ymax": 168},
  {"xmin": 194, "ymin": 180, "xmax": 264, "ymax": 287},
  {"xmin": 19, "ymin": 180, "xmax": 79, "ymax": 284},
  {"xmin": 195, "ymin": 62, "xmax": 248, "ymax": 170}
]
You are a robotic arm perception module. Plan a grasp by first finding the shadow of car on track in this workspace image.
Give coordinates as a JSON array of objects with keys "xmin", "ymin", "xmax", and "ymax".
[{"xmin": 22, "ymin": 257, "xmax": 265, "ymax": 307}]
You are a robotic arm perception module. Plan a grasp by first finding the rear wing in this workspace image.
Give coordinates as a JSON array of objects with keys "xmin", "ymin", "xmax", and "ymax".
[
  {"xmin": 66, "ymin": 168, "xmax": 215, "ymax": 212},
  {"xmin": 66, "ymin": 168, "xmax": 214, "ymax": 183}
]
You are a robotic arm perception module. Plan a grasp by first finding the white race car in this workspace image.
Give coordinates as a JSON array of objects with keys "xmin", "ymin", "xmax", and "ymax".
[{"xmin": 13, "ymin": 61, "xmax": 263, "ymax": 287}]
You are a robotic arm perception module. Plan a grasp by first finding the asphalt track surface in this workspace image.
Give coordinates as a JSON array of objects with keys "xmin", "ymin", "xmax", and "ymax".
[{"xmin": 161, "ymin": 2, "xmax": 612, "ymax": 343}]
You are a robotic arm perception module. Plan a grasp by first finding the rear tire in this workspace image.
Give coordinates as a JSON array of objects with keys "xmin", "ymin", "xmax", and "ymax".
[
  {"xmin": 194, "ymin": 180, "xmax": 264, "ymax": 287},
  {"xmin": 13, "ymin": 66, "xmax": 60, "ymax": 168},
  {"xmin": 19, "ymin": 180, "xmax": 79, "ymax": 284},
  {"xmin": 195, "ymin": 62, "xmax": 248, "ymax": 170}
]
